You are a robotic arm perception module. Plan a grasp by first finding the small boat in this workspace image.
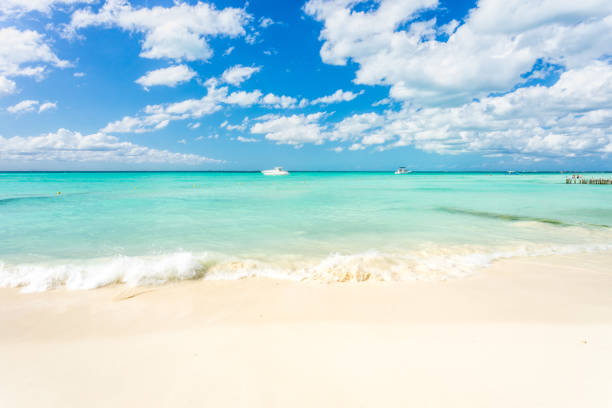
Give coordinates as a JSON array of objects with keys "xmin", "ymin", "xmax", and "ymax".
[
  {"xmin": 261, "ymin": 166, "xmax": 289, "ymax": 176},
  {"xmin": 394, "ymin": 167, "xmax": 412, "ymax": 175}
]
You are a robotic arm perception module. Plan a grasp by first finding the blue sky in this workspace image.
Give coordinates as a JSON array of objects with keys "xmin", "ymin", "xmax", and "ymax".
[{"xmin": 0, "ymin": 0, "xmax": 611, "ymax": 171}]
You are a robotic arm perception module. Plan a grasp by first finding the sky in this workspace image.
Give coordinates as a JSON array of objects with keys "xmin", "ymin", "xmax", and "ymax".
[{"xmin": 0, "ymin": 0, "xmax": 611, "ymax": 171}]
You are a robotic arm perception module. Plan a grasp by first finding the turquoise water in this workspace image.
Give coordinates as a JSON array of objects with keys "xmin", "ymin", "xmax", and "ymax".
[{"xmin": 1, "ymin": 172, "xmax": 611, "ymax": 290}]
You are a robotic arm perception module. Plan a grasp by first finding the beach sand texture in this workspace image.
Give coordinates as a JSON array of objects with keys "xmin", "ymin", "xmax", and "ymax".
[{"xmin": 1, "ymin": 251, "xmax": 611, "ymax": 407}]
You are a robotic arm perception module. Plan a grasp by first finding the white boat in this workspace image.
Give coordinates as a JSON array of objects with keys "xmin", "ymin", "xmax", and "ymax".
[
  {"xmin": 261, "ymin": 166, "xmax": 289, "ymax": 176},
  {"xmin": 394, "ymin": 167, "xmax": 412, "ymax": 175}
]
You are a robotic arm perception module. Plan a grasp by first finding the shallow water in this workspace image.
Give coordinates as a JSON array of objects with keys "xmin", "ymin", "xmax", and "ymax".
[{"xmin": 1, "ymin": 171, "xmax": 611, "ymax": 290}]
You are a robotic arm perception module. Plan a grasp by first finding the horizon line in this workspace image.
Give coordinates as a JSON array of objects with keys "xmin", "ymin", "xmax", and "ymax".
[{"xmin": 1, "ymin": 170, "xmax": 611, "ymax": 173}]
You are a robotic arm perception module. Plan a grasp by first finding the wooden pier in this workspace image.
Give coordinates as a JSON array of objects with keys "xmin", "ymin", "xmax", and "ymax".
[{"xmin": 566, "ymin": 176, "xmax": 612, "ymax": 184}]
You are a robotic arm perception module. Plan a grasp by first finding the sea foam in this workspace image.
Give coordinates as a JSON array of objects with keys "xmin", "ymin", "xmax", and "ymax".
[{"xmin": 1, "ymin": 243, "xmax": 611, "ymax": 292}]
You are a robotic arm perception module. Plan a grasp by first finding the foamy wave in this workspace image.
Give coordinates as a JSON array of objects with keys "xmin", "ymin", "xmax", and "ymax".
[{"xmin": 1, "ymin": 243, "xmax": 611, "ymax": 292}]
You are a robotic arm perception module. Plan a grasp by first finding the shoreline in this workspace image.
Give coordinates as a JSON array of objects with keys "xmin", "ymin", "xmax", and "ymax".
[
  {"xmin": 3, "ymin": 243, "xmax": 612, "ymax": 292},
  {"xmin": 2, "ymin": 251, "xmax": 612, "ymax": 407}
]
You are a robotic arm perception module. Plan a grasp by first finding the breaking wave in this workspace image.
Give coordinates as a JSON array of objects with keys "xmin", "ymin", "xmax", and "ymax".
[{"xmin": 1, "ymin": 243, "xmax": 611, "ymax": 292}]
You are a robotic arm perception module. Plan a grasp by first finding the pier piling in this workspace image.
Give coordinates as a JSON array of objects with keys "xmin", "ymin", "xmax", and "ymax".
[{"xmin": 566, "ymin": 175, "xmax": 612, "ymax": 184}]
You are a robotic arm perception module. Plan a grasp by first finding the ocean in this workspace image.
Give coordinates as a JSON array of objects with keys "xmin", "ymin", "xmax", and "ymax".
[{"xmin": 1, "ymin": 171, "xmax": 611, "ymax": 291}]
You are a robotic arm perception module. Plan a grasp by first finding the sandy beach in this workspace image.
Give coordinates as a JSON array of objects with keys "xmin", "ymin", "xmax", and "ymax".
[{"xmin": 1, "ymin": 251, "xmax": 611, "ymax": 407}]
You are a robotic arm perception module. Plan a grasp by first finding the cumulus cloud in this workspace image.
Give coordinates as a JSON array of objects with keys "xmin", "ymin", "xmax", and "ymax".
[
  {"xmin": 250, "ymin": 113, "xmax": 327, "ymax": 145},
  {"xmin": 311, "ymin": 89, "xmax": 363, "ymax": 105},
  {"xmin": 38, "ymin": 101, "xmax": 57, "ymax": 112},
  {"xmin": 101, "ymin": 79, "xmax": 307, "ymax": 134},
  {"xmin": 7, "ymin": 99, "xmax": 57, "ymax": 113},
  {"xmin": 224, "ymin": 89, "xmax": 262, "ymax": 106},
  {"xmin": 305, "ymin": 0, "xmax": 612, "ymax": 105},
  {"xmin": 135, "ymin": 65, "xmax": 196, "ymax": 89},
  {"xmin": 329, "ymin": 62, "xmax": 612, "ymax": 157},
  {"xmin": 0, "ymin": 76, "xmax": 16, "ymax": 96},
  {"xmin": 261, "ymin": 93, "xmax": 298, "ymax": 108},
  {"xmin": 0, "ymin": 128, "xmax": 221, "ymax": 164},
  {"xmin": 7, "ymin": 100, "xmax": 39, "ymax": 114},
  {"xmin": 0, "ymin": 0, "xmax": 94, "ymax": 16},
  {"xmin": 66, "ymin": 1, "xmax": 250, "ymax": 61},
  {"xmin": 102, "ymin": 81, "xmax": 230, "ymax": 133},
  {"xmin": 330, "ymin": 112, "xmax": 385, "ymax": 141},
  {"xmin": 239, "ymin": 62, "xmax": 612, "ymax": 158},
  {"xmin": 221, "ymin": 64, "xmax": 261, "ymax": 86},
  {"xmin": 102, "ymin": 114, "xmax": 171, "ymax": 134},
  {"xmin": 0, "ymin": 27, "xmax": 70, "ymax": 95}
]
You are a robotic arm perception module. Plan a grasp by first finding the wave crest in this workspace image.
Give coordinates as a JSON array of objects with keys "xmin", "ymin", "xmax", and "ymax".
[{"xmin": 1, "ymin": 243, "xmax": 611, "ymax": 292}]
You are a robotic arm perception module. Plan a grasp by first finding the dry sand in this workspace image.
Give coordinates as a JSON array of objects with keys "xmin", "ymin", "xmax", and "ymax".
[{"xmin": 1, "ymin": 252, "xmax": 611, "ymax": 407}]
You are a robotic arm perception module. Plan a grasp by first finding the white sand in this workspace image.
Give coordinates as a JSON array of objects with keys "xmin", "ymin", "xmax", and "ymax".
[{"xmin": 1, "ymin": 252, "xmax": 611, "ymax": 407}]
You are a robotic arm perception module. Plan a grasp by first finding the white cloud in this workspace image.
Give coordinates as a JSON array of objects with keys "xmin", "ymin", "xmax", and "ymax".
[
  {"xmin": 224, "ymin": 89, "xmax": 263, "ymax": 106},
  {"xmin": 7, "ymin": 100, "xmax": 57, "ymax": 113},
  {"xmin": 226, "ymin": 123, "xmax": 247, "ymax": 131},
  {"xmin": 135, "ymin": 65, "xmax": 196, "ymax": 89},
  {"xmin": 261, "ymin": 93, "xmax": 298, "ymax": 108},
  {"xmin": 0, "ymin": 128, "xmax": 221, "ymax": 164},
  {"xmin": 7, "ymin": 99, "xmax": 39, "ymax": 113},
  {"xmin": 102, "ymin": 75, "xmax": 307, "ymax": 134},
  {"xmin": 102, "ymin": 114, "xmax": 171, "ymax": 134},
  {"xmin": 305, "ymin": 0, "xmax": 612, "ymax": 105},
  {"xmin": 236, "ymin": 136, "xmax": 258, "ymax": 143},
  {"xmin": 311, "ymin": 89, "xmax": 363, "ymax": 105},
  {"xmin": 245, "ymin": 33, "xmax": 257, "ymax": 45},
  {"xmin": 372, "ymin": 98, "xmax": 391, "ymax": 106},
  {"xmin": 38, "ymin": 101, "xmax": 57, "ymax": 112},
  {"xmin": 223, "ymin": 46, "xmax": 235, "ymax": 56},
  {"xmin": 102, "ymin": 81, "xmax": 228, "ymax": 133},
  {"xmin": 0, "ymin": 0, "xmax": 94, "ymax": 16},
  {"xmin": 331, "ymin": 112, "xmax": 385, "ymax": 142},
  {"xmin": 0, "ymin": 27, "xmax": 69, "ymax": 95},
  {"xmin": 330, "ymin": 62, "xmax": 612, "ymax": 157},
  {"xmin": 73, "ymin": 72, "xmax": 85, "ymax": 77},
  {"xmin": 250, "ymin": 113, "xmax": 327, "ymax": 145},
  {"xmin": 221, "ymin": 117, "xmax": 251, "ymax": 130},
  {"xmin": 177, "ymin": 139, "xmax": 187, "ymax": 144},
  {"xmin": 187, "ymin": 122, "xmax": 200, "ymax": 129},
  {"xmin": 67, "ymin": 1, "xmax": 251, "ymax": 62},
  {"xmin": 234, "ymin": 62, "xmax": 612, "ymax": 158},
  {"xmin": 259, "ymin": 17, "xmax": 275, "ymax": 28},
  {"xmin": 0, "ymin": 76, "xmax": 16, "ymax": 96},
  {"xmin": 221, "ymin": 64, "xmax": 261, "ymax": 86}
]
